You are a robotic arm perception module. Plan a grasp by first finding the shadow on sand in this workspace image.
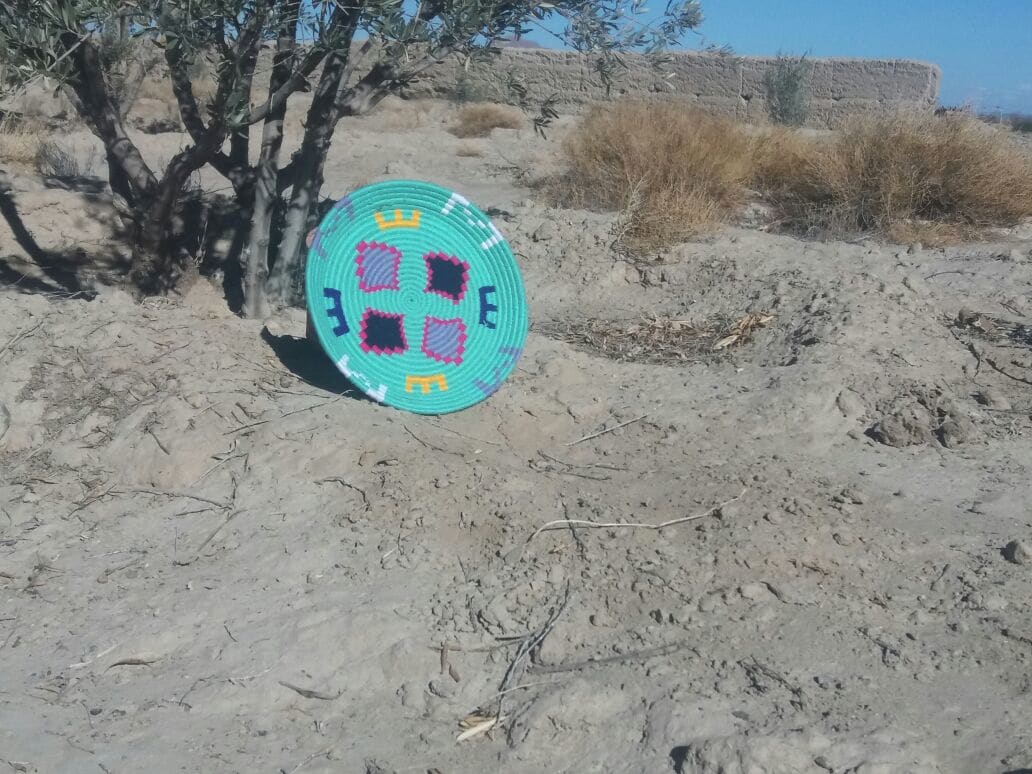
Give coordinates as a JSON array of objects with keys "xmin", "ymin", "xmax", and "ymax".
[{"xmin": 260, "ymin": 326, "xmax": 372, "ymax": 404}]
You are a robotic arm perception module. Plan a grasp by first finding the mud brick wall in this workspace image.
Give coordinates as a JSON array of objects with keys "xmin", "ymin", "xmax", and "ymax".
[{"xmin": 405, "ymin": 49, "xmax": 942, "ymax": 127}]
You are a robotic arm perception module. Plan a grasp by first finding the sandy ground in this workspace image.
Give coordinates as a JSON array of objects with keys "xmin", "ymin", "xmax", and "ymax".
[{"xmin": 2, "ymin": 98, "xmax": 1032, "ymax": 774}]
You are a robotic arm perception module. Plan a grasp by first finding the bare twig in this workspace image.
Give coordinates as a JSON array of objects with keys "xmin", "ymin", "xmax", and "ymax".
[
  {"xmin": 282, "ymin": 746, "xmax": 334, "ymax": 774},
  {"xmin": 527, "ymin": 489, "xmax": 745, "ymax": 544},
  {"xmin": 0, "ymin": 320, "xmax": 43, "ymax": 361},
  {"xmin": 565, "ymin": 413, "xmax": 650, "ymax": 446},
  {"xmin": 146, "ymin": 427, "xmax": 171, "ymax": 455},
  {"xmin": 529, "ymin": 640, "xmax": 693, "ymax": 675},
  {"xmin": 985, "ymin": 355, "xmax": 1032, "ymax": 386},
  {"xmin": 189, "ymin": 452, "xmax": 246, "ymax": 487},
  {"xmin": 96, "ymin": 553, "xmax": 146, "ymax": 584},
  {"xmin": 538, "ymin": 451, "xmax": 628, "ymax": 472},
  {"xmin": 172, "ymin": 510, "xmax": 241, "ymax": 566},
  {"xmin": 403, "ymin": 424, "xmax": 463, "ymax": 456},
  {"xmin": 104, "ymin": 655, "xmax": 162, "ymax": 671},
  {"xmin": 495, "ymin": 584, "xmax": 571, "ymax": 720},
  {"xmin": 278, "ymin": 680, "xmax": 341, "ymax": 701},
  {"xmin": 119, "ymin": 489, "xmax": 232, "ymax": 510},
  {"xmin": 316, "ymin": 478, "xmax": 370, "ymax": 511}
]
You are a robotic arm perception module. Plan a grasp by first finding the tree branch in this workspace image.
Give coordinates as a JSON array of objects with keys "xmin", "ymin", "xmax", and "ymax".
[
  {"xmin": 63, "ymin": 34, "xmax": 157, "ymax": 198},
  {"xmin": 244, "ymin": 43, "xmax": 326, "ymax": 125}
]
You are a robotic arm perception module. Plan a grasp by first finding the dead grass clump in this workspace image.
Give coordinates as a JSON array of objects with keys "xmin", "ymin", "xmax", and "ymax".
[
  {"xmin": 449, "ymin": 103, "xmax": 523, "ymax": 138},
  {"xmin": 548, "ymin": 102, "xmax": 755, "ymax": 249},
  {"xmin": 34, "ymin": 140, "xmax": 84, "ymax": 178},
  {"xmin": 455, "ymin": 143, "xmax": 485, "ymax": 157},
  {"xmin": 757, "ymin": 111, "xmax": 1032, "ymax": 239},
  {"xmin": 0, "ymin": 117, "xmax": 41, "ymax": 165},
  {"xmin": 541, "ymin": 312, "xmax": 774, "ymax": 365}
]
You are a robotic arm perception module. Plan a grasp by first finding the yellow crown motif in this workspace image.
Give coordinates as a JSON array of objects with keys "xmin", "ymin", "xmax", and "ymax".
[
  {"xmin": 405, "ymin": 374, "xmax": 448, "ymax": 394},
  {"xmin": 375, "ymin": 209, "xmax": 421, "ymax": 230}
]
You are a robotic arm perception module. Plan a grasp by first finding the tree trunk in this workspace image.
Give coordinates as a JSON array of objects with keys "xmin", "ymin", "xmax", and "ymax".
[
  {"xmin": 241, "ymin": 1, "xmax": 299, "ymax": 319},
  {"xmin": 265, "ymin": 49, "xmax": 351, "ymax": 306},
  {"xmin": 267, "ymin": 59, "xmax": 402, "ymax": 305},
  {"xmin": 130, "ymin": 127, "xmax": 227, "ymax": 291}
]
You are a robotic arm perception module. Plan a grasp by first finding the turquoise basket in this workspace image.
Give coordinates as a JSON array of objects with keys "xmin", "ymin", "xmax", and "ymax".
[{"xmin": 305, "ymin": 180, "xmax": 529, "ymax": 414}]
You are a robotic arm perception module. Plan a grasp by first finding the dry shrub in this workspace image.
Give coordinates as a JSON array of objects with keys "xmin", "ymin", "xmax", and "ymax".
[
  {"xmin": 378, "ymin": 99, "xmax": 434, "ymax": 131},
  {"xmin": 548, "ymin": 101, "xmax": 755, "ymax": 249},
  {"xmin": 757, "ymin": 111, "xmax": 1032, "ymax": 239},
  {"xmin": 541, "ymin": 312, "xmax": 774, "ymax": 364},
  {"xmin": 455, "ymin": 143, "xmax": 485, "ymax": 157},
  {"xmin": 0, "ymin": 117, "xmax": 41, "ymax": 165},
  {"xmin": 34, "ymin": 140, "xmax": 85, "ymax": 178},
  {"xmin": 449, "ymin": 103, "xmax": 523, "ymax": 138},
  {"xmin": 134, "ymin": 76, "xmax": 175, "ymax": 102}
]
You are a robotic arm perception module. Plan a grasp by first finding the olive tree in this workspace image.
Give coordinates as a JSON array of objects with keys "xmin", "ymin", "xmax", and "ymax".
[{"xmin": 0, "ymin": 0, "xmax": 703, "ymax": 313}]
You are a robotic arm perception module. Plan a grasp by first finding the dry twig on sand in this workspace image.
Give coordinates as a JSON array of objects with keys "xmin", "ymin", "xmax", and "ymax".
[
  {"xmin": 278, "ymin": 680, "xmax": 341, "ymax": 701},
  {"xmin": 457, "ymin": 585, "xmax": 571, "ymax": 743},
  {"xmin": 529, "ymin": 640, "xmax": 694, "ymax": 675},
  {"xmin": 0, "ymin": 320, "xmax": 43, "ymax": 361},
  {"xmin": 172, "ymin": 510, "xmax": 241, "ymax": 566},
  {"xmin": 565, "ymin": 413, "xmax": 650, "ymax": 446},
  {"xmin": 281, "ymin": 747, "xmax": 334, "ymax": 774},
  {"xmin": 526, "ymin": 489, "xmax": 746, "ymax": 544}
]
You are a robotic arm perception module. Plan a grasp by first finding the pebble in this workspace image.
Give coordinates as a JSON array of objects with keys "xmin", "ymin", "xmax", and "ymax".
[
  {"xmin": 833, "ymin": 530, "xmax": 855, "ymax": 546},
  {"xmin": 1003, "ymin": 539, "xmax": 1031, "ymax": 565},
  {"xmin": 589, "ymin": 611, "xmax": 612, "ymax": 627},
  {"xmin": 836, "ymin": 390, "xmax": 867, "ymax": 419},
  {"xmin": 532, "ymin": 220, "xmax": 561, "ymax": 242}
]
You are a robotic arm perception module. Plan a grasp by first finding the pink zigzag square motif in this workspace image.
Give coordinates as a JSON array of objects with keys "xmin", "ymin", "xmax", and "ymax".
[
  {"xmin": 355, "ymin": 241, "xmax": 402, "ymax": 293},
  {"xmin": 421, "ymin": 317, "xmax": 467, "ymax": 365},
  {"xmin": 423, "ymin": 253, "xmax": 470, "ymax": 304},
  {"xmin": 359, "ymin": 308, "xmax": 408, "ymax": 355}
]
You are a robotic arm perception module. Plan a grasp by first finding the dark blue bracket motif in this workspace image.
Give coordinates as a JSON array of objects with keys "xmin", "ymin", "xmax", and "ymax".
[
  {"xmin": 323, "ymin": 288, "xmax": 349, "ymax": 336},
  {"xmin": 478, "ymin": 286, "xmax": 498, "ymax": 329}
]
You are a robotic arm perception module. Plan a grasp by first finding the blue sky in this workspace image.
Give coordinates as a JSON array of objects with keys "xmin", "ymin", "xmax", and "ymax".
[{"xmin": 522, "ymin": 0, "xmax": 1032, "ymax": 113}]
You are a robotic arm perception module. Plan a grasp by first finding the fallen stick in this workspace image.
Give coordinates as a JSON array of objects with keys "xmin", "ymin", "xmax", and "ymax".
[
  {"xmin": 985, "ymin": 355, "xmax": 1032, "ymax": 386},
  {"xmin": 173, "ymin": 510, "xmax": 241, "ymax": 566},
  {"xmin": 118, "ymin": 488, "xmax": 232, "ymax": 510},
  {"xmin": 527, "ymin": 489, "xmax": 745, "ymax": 543},
  {"xmin": 0, "ymin": 320, "xmax": 43, "ymax": 360},
  {"xmin": 529, "ymin": 640, "xmax": 693, "ymax": 675},
  {"xmin": 278, "ymin": 680, "xmax": 341, "ymax": 701},
  {"xmin": 565, "ymin": 413, "xmax": 649, "ymax": 446}
]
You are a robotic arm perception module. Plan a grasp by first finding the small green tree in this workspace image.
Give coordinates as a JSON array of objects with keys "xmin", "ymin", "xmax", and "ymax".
[
  {"xmin": 765, "ymin": 51, "xmax": 812, "ymax": 127},
  {"xmin": 0, "ymin": 0, "xmax": 704, "ymax": 315}
]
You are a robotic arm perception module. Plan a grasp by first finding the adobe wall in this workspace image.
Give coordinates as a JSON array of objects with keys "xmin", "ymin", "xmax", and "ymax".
[{"xmin": 405, "ymin": 49, "xmax": 942, "ymax": 126}]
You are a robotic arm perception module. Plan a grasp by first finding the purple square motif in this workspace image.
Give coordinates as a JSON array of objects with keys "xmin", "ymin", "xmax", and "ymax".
[
  {"xmin": 356, "ymin": 241, "xmax": 401, "ymax": 293},
  {"xmin": 421, "ymin": 317, "xmax": 467, "ymax": 365}
]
